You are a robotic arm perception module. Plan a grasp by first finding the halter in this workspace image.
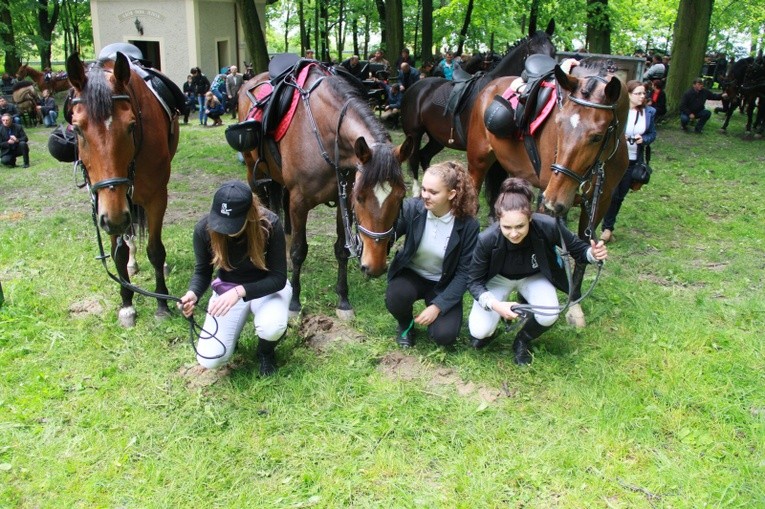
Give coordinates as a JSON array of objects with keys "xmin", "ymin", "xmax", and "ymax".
[
  {"xmin": 551, "ymin": 75, "xmax": 622, "ymax": 239},
  {"xmin": 295, "ymin": 77, "xmax": 398, "ymax": 258}
]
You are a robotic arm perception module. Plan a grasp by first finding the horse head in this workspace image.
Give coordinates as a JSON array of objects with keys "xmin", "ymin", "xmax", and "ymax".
[
  {"xmin": 16, "ymin": 63, "xmax": 28, "ymax": 80},
  {"xmin": 542, "ymin": 63, "xmax": 628, "ymax": 215},
  {"xmin": 352, "ymin": 135, "xmax": 413, "ymax": 277},
  {"xmin": 67, "ymin": 51, "xmax": 138, "ymax": 235}
]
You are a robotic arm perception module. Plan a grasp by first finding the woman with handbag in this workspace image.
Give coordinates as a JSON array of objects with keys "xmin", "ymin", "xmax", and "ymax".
[{"xmin": 600, "ymin": 80, "xmax": 657, "ymax": 243}]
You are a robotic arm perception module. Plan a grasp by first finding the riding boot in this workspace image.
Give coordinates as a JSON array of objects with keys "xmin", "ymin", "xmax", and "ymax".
[
  {"xmin": 469, "ymin": 332, "xmax": 496, "ymax": 350},
  {"xmin": 512, "ymin": 315, "xmax": 552, "ymax": 365},
  {"xmin": 256, "ymin": 337, "xmax": 278, "ymax": 376}
]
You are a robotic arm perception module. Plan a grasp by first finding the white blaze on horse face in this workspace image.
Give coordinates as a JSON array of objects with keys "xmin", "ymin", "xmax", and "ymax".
[
  {"xmin": 373, "ymin": 182, "xmax": 393, "ymax": 209},
  {"xmin": 569, "ymin": 113, "xmax": 581, "ymax": 129},
  {"xmin": 104, "ymin": 115, "xmax": 113, "ymax": 131}
]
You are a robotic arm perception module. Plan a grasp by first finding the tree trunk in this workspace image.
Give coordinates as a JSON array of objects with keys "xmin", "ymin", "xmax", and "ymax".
[
  {"xmin": 384, "ymin": 0, "xmax": 403, "ymax": 59},
  {"xmin": 319, "ymin": 0, "xmax": 329, "ymax": 60},
  {"xmin": 374, "ymin": 0, "xmax": 386, "ymax": 52},
  {"xmin": 298, "ymin": 0, "xmax": 308, "ymax": 53},
  {"xmin": 420, "ymin": 0, "xmax": 432, "ymax": 64},
  {"xmin": 666, "ymin": 0, "xmax": 714, "ymax": 115},
  {"xmin": 236, "ymin": 0, "xmax": 270, "ymax": 73},
  {"xmin": 528, "ymin": 0, "xmax": 540, "ymax": 35},
  {"xmin": 0, "ymin": 0, "xmax": 20, "ymax": 73},
  {"xmin": 413, "ymin": 0, "xmax": 420, "ymax": 63},
  {"xmin": 456, "ymin": 0, "xmax": 473, "ymax": 56},
  {"xmin": 586, "ymin": 0, "xmax": 611, "ymax": 54},
  {"xmin": 36, "ymin": 0, "xmax": 60, "ymax": 68}
]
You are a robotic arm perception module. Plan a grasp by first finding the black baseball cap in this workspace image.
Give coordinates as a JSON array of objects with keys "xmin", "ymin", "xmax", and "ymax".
[{"xmin": 208, "ymin": 180, "xmax": 252, "ymax": 234}]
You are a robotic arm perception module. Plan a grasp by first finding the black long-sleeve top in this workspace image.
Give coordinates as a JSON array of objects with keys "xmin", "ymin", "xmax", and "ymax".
[{"xmin": 188, "ymin": 209, "xmax": 287, "ymax": 301}]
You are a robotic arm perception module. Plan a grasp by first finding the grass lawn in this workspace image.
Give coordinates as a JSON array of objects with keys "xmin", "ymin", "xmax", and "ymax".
[{"xmin": 1, "ymin": 105, "xmax": 764, "ymax": 508}]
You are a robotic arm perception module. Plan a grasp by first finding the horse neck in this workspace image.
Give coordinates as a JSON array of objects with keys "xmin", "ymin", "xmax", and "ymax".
[
  {"xmin": 488, "ymin": 42, "xmax": 529, "ymax": 79},
  {"xmin": 24, "ymin": 66, "xmax": 42, "ymax": 80}
]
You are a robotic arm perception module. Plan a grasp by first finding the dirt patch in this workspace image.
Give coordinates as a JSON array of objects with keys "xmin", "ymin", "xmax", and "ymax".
[
  {"xmin": 378, "ymin": 351, "xmax": 512, "ymax": 405},
  {"xmin": 177, "ymin": 363, "xmax": 231, "ymax": 389},
  {"xmin": 299, "ymin": 314, "xmax": 365, "ymax": 352},
  {"xmin": 68, "ymin": 298, "xmax": 105, "ymax": 318}
]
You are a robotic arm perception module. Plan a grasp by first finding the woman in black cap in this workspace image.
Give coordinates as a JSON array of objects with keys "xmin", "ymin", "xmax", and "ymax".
[{"xmin": 179, "ymin": 180, "xmax": 291, "ymax": 375}]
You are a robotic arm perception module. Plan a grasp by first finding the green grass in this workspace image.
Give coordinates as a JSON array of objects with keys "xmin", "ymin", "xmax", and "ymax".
[{"xmin": 1, "ymin": 109, "xmax": 764, "ymax": 508}]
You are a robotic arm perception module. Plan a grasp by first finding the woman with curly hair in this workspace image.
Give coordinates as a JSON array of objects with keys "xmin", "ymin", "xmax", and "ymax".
[{"xmin": 385, "ymin": 161, "xmax": 479, "ymax": 348}]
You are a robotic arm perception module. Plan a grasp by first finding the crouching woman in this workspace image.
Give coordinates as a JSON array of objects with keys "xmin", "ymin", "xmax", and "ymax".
[
  {"xmin": 385, "ymin": 161, "xmax": 479, "ymax": 348},
  {"xmin": 467, "ymin": 178, "xmax": 608, "ymax": 365},
  {"xmin": 179, "ymin": 180, "xmax": 291, "ymax": 375}
]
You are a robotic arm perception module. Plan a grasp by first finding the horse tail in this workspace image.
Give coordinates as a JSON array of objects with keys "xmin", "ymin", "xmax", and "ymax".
[{"xmin": 131, "ymin": 204, "xmax": 147, "ymax": 244}]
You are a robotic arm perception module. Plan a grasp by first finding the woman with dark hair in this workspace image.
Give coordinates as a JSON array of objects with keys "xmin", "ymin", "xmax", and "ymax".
[
  {"xmin": 601, "ymin": 79, "xmax": 658, "ymax": 243},
  {"xmin": 203, "ymin": 91, "xmax": 225, "ymax": 126},
  {"xmin": 179, "ymin": 181, "xmax": 291, "ymax": 376},
  {"xmin": 385, "ymin": 161, "xmax": 479, "ymax": 348},
  {"xmin": 467, "ymin": 178, "xmax": 608, "ymax": 365},
  {"xmin": 190, "ymin": 66, "xmax": 210, "ymax": 125}
]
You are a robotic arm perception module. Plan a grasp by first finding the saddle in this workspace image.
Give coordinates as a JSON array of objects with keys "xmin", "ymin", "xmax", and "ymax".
[
  {"xmin": 97, "ymin": 43, "xmax": 186, "ymax": 121},
  {"xmin": 443, "ymin": 68, "xmax": 488, "ymax": 145}
]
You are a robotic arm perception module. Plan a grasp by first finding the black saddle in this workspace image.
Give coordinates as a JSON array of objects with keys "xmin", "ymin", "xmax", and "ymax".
[{"xmin": 443, "ymin": 68, "xmax": 488, "ymax": 145}]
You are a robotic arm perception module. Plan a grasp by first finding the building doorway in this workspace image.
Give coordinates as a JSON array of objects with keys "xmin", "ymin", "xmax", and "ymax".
[
  {"xmin": 217, "ymin": 40, "xmax": 229, "ymax": 72},
  {"xmin": 129, "ymin": 40, "xmax": 162, "ymax": 69}
]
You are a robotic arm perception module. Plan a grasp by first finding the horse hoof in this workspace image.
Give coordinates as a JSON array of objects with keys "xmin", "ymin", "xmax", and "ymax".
[
  {"xmin": 288, "ymin": 309, "xmax": 301, "ymax": 320},
  {"xmin": 336, "ymin": 308, "xmax": 355, "ymax": 321},
  {"xmin": 163, "ymin": 263, "xmax": 171, "ymax": 278},
  {"xmin": 118, "ymin": 306, "xmax": 137, "ymax": 327},
  {"xmin": 565, "ymin": 304, "xmax": 586, "ymax": 328},
  {"xmin": 718, "ymin": 129, "xmax": 727, "ymax": 134},
  {"xmin": 127, "ymin": 263, "xmax": 139, "ymax": 277},
  {"xmin": 155, "ymin": 308, "xmax": 171, "ymax": 320}
]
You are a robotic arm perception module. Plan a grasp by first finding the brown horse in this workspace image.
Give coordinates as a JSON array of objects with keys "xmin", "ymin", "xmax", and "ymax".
[
  {"xmin": 238, "ymin": 64, "xmax": 413, "ymax": 319},
  {"xmin": 400, "ymin": 19, "xmax": 555, "ymax": 194},
  {"xmin": 66, "ymin": 51, "xmax": 179, "ymax": 327},
  {"xmin": 467, "ymin": 60, "xmax": 629, "ymax": 326},
  {"xmin": 11, "ymin": 83, "xmax": 40, "ymax": 124},
  {"xmin": 16, "ymin": 64, "xmax": 71, "ymax": 94}
]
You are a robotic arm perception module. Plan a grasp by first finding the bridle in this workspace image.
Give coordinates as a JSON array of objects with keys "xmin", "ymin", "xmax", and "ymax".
[
  {"xmin": 551, "ymin": 74, "xmax": 622, "ymax": 239},
  {"xmin": 295, "ymin": 75, "xmax": 398, "ymax": 258}
]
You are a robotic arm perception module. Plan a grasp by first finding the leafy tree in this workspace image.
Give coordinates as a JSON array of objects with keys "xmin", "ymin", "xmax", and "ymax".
[
  {"xmin": 237, "ymin": 0, "xmax": 276, "ymax": 73},
  {"xmin": 0, "ymin": 0, "xmax": 21, "ymax": 72},
  {"xmin": 586, "ymin": 0, "xmax": 611, "ymax": 54}
]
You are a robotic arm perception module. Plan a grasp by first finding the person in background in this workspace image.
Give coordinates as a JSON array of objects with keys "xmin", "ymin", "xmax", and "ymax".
[
  {"xmin": 385, "ymin": 161, "xmax": 479, "ymax": 349},
  {"xmin": 679, "ymin": 78, "xmax": 726, "ymax": 133},
  {"xmin": 647, "ymin": 78, "xmax": 666, "ymax": 124},
  {"xmin": 438, "ymin": 51, "xmax": 457, "ymax": 81},
  {"xmin": 467, "ymin": 178, "xmax": 608, "ymax": 365},
  {"xmin": 225, "ymin": 65, "xmax": 244, "ymax": 119},
  {"xmin": 179, "ymin": 180, "xmax": 291, "ymax": 376},
  {"xmin": 340, "ymin": 55, "xmax": 366, "ymax": 80},
  {"xmin": 36, "ymin": 89, "xmax": 58, "ymax": 127},
  {"xmin": 369, "ymin": 49, "xmax": 390, "ymax": 70},
  {"xmin": 397, "ymin": 62, "xmax": 419, "ymax": 91},
  {"xmin": 601, "ymin": 80, "xmax": 658, "ymax": 244},
  {"xmin": 210, "ymin": 68, "xmax": 228, "ymax": 106},
  {"xmin": 643, "ymin": 55, "xmax": 666, "ymax": 80},
  {"xmin": 395, "ymin": 48, "xmax": 415, "ymax": 70},
  {"xmin": 190, "ymin": 66, "xmax": 211, "ymax": 125},
  {"xmin": 182, "ymin": 74, "xmax": 196, "ymax": 124},
  {"xmin": 0, "ymin": 97, "xmax": 21, "ymax": 125},
  {"xmin": 0, "ymin": 113, "xmax": 30, "ymax": 168},
  {"xmin": 203, "ymin": 91, "xmax": 225, "ymax": 127},
  {"xmin": 305, "ymin": 49, "xmax": 315, "ymax": 60}
]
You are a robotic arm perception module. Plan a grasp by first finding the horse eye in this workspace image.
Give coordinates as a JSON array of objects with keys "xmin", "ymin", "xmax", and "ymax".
[{"xmin": 591, "ymin": 134, "xmax": 603, "ymax": 143}]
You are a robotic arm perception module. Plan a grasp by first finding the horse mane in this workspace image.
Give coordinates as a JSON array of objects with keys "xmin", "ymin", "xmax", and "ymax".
[
  {"xmin": 488, "ymin": 29, "xmax": 554, "ymax": 80},
  {"xmin": 325, "ymin": 74, "xmax": 404, "ymax": 190},
  {"xmin": 80, "ymin": 60, "xmax": 121, "ymax": 123}
]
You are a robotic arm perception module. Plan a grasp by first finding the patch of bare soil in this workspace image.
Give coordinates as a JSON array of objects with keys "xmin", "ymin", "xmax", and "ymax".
[
  {"xmin": 68, "ymin": 298, "xmax": 105, "ymax": 318},
  {"xmin": 299, "ymin": 314, "xmax": 365, "ymax": 352},
  {"xmin": 177, "ymin": 363, "xmax": 231, "ymax": 389},
  {"xmin": 378, "ymin": 351, "xmax": 511, "ymax": 405}
]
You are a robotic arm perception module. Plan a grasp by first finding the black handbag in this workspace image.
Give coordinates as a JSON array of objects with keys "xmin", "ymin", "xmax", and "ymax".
[{"xmin": 630, "ymin": 144, "xmax": 652, "ymax": 185}]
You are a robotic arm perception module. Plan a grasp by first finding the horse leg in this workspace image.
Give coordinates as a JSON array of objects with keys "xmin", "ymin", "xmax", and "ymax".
[
  {"xmin": 112, "ymin": 235, "xmax": 137, "ymax": 327},
  {"xmin": 334, "ymin": 208, "xmax": 354, "ymax": 321},
  {"xmin": 145, "ymin": 204, "xmax": 171, "ymax": 319},
  {"xmin": 565, "ymin": 262, "xmax": 588, "ymax": 328},
  {"xmin": 287, "ymin": 200, "xmax": 309, "ymax": 318},
  {"xmin": 407, "ymin": 131, "xmax": 424, "ymax": 196},
  {"xmin": 418, "ymin": 136, "xmax": 444, "ymax": 174},
  {"xmin": 126, "ymin": 236, "xmax": 139, "ymax": 276},
  {"xmin": 720, "ymin": 99, "xmax": 737, "ymax": 132}
]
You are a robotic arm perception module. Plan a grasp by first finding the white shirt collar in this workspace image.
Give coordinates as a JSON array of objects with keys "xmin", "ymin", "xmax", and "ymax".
[{"xmin": 427, "ymin": 209, "xmax": 454, "ymax": 224}]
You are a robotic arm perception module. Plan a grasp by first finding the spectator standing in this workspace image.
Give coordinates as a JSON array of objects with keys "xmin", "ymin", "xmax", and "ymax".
[
  {"xmin": 190, "ymin": 67, "xmax": 211, "ymax": 125},
  {"xmin": 225, "ymin": 65, "xmax": 244, "ymax": 119},
  {"xmin": 36, "ymin": 89, "xmax": 58, "ymax": 127},
  {"xmin": 369, "ymin": 49, "xmax": 390, "ymax": 71},
  {"xmin": 182, "ymin": 74, "xmax": 196, "ymax": 124},
  {"xmin": 438, "ymin": 51, "xmax": 457, "ymax": 81},
  {"xmin": 679, "ymin": 78, "xmax": 726, "ymax": 133},
  {"xmin": 643, "ymin": 55, "xmax": 666, "ymax": 80},
  {"xmin": 395, "ymin": 48, "xmax": 415, "ymax": 70},
  {"xmin": 0, "ymin": 113, "xmax": 30, "ymax": 168}
]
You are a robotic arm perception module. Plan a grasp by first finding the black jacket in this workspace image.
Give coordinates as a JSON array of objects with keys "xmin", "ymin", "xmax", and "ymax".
[
  {"xmin": 468, "ymin": 213, "xmax": 594, "ymax": 301},
  {"xmin": 388, "ymin": 198, "xmax": 479, "ymax": 313},
  {"xmin": 0, "ymin": 123, "xmax": 28, "ymax": 157},
  {"xmin": 679, "ymin": 87, "xmax": 722, "ymax": 116}
]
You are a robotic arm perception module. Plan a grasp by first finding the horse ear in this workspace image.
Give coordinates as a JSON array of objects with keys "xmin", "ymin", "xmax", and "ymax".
[
  {"xmin": 66, "ymin": 52, "xmax": 86, "ymax": 91},
  {"xmin": 396, "ymin": 135, "xmax": 415, "ymax": 163},
  {"xmin": 546, "ymin": 19, "xmax": 555, "ymax": 36},
  {"xmin": 604, "ymin": 76, "xmax": 622, "ymax": 103},
  {"xmin": 354, "ymin": 136, "xmax": 372, "ymax": 164},
  {"xmin": 554, "ymin": 65, "xmax": 577, "ymax": 92},
  {"xmin": 114, "ymin": 52, "xmax": 132, "ymax": 86}
]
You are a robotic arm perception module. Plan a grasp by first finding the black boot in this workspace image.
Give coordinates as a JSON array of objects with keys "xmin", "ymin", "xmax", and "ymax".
[
  {"xmin": 512, "ymin": 316, "xmax": 551, "ymax": 365},
  {"xmin": 256, "ymin": 337, "xmax": 278, "ymax": 376},
  {"xmin": 469, "ymin": 333, "xmax": 495, "ymax": 350},
  {"xmin": 395, "ymin": 321, "xmax": 416, "ymax": 348}
]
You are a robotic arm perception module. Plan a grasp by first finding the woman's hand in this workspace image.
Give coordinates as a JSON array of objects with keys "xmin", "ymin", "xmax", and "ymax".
[
  {"xmin": 415, "ymin": 304, "xmax": 441, "ymax": 326},
  {"xmin": 590, "ymin": 239, "xmax": 608, "ymax": 261},
  {"xmin": 178, "ymin": 291, "xmax": 198, "ymax": 318},
  {"xmin": 207, "ymin": 287, "xmax": 243, "ymax": 317},
  {"xmin": 492, "ymin": 301, "xmax": 520, "ymax": 320},
  {"xmin": 633, "ymin": 134, "xmax": 643, "ymax": 144}
]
